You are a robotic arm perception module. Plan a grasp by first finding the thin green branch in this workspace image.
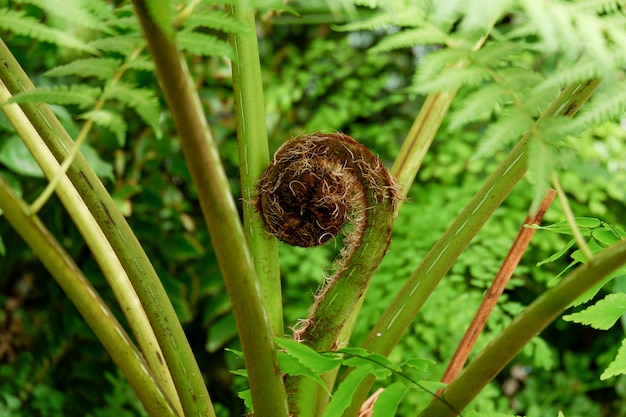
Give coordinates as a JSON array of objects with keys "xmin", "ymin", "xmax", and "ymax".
[
  {"xmin": 341, "ymin": 79, "xmax": 601, "ymax": 417},
  {"xmin": 0, "ymin": 37, "xmax": 209, "ymax": 417},
  {"xmin": 419, "ymin": 239, "xmax": 626, "ymax": 417},
  {"xmin": 552, "ymin": 171, "xmax": 594, "ymax": 261},
  {"xmin": 0, "ymin": 80, "xmax": 184, "ymax": 416},
  {"xmin": 228, "ymin": 4, "xmax": 282, "ymax": 336},
  {"xmin": 0, "ymin": 175, "xmax": 178, "ymax": 417},
  {"xmin": 131, "ymin": 2, "xmax": 289, "ymax": 416}
]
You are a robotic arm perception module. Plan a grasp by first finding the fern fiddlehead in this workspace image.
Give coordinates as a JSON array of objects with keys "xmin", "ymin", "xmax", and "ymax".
[{"xmin": 256, "ymin": 132, "xmax": 398, "ymax": 415}]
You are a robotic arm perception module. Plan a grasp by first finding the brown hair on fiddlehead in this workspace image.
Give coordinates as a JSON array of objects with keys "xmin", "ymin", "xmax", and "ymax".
[{"xmin": 254, "ymin": 132, "xmax": 395, "ymax": 250}]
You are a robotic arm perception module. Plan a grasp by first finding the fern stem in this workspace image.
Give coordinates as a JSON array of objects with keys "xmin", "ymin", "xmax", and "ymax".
[
  {"xmin": 341, "ymin": 79, "xmax": 600, "ymax": 417},
  {"xmin": 0, "ymin": 80, "xmax": 184, "ymax": 416},
  {"xmin": 419, "ymin": 239, "xmax": 626, "ymax": 417},
  {"xmin": 0, "ymin": 37, "xmax": 210, "ymax": 417},
  {"xmin": 0, "ymin": 176, "xmax": 178, "ymax": 417},
  {"xmin": 228, "ymin": 4, "xmax": 283, "ymax": 336},
  {"xmin": 552, "ymin": 171, "xmax": 594, "ymax": 261},
  {"xmin": 131, "ymin": 2, "xmax": 289, "ymax": 416}
]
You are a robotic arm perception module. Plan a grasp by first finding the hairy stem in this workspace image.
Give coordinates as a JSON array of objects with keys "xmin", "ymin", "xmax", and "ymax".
[
  {"xmin": 0, "ymin": 176, "xmax": 178, "ymax": 417},
  {"xmin": 228, "ymin": 4, "xmax": 283, "ymax": 336},
  {"xmin": 0, "ymin": 37, "xmax": 209, "ymax": 417},
  {"xmin": 341, "ymin": 78, "xmax": 601, "ymax": 417},
  {"xmin": 420, "ymin": 239, "xmax": 626, "ymax": 417},
  {"xmin": 254, "ymin": 133, "xmax": 398, "ymax": 416},
  {"xmin": 132, "ymin": 2, "xmax": 289, "ymax": 416}
]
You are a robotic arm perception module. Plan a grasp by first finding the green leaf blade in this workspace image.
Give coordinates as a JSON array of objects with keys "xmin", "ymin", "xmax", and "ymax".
[
  {"xmin": 601, "ymin": 338, "xmax": 626, "ymax": 380},
  {"xmin": 102, "ymin": 83, "xmax": 162, "ymax": 139},
  {"xmin": 371, "ymin": 382, "xmax": 408, "ymax": 417},
  {"xmin": 563, "ymin": 293, "xmax": 626, "ymax": 330},
  {"xmin": 43, "ymin": 58, "xmax": 122, "ymax": 80},
  {"xmin": 7, "ymin": 85, "xmax": 101, "ymax": 109},
  {"xmin": 0, "ymin": 8, "xmax": 96, "ymax": 52}
]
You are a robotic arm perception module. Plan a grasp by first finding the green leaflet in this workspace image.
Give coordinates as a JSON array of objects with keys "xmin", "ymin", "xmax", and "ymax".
[
  {"xmin": 101, "ymin": 83, "xmax": 163, "ymax": 139},
  {"xmin": 177, "ymin": 32, "xmax": 235, "ymax": 59},
  {"xmin": 563, "ymin": 292, "xmax": 626, "ymax": 330},
  {"xmin": 0, "ymin": 8, "xmax": 96, "ymax": 52},
  {"xmin": 601, "ymin": 338, "xmax": 626, "ymax": 380},
  {"xmin": 371, "ymin": 383, "xmax": 409, "ymax": 417},
  {"xmin": 44, "ymin": 58, "xmax": 122, "ymax": 80},
  {"xmin": 8, "ymin": 85, "xmax": 101, "ymax": 110}
]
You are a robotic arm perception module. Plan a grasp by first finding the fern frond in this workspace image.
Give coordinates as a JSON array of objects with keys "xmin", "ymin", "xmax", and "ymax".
[
  {"xmin": 413, "ymin": 47, "xmax": 470, "ymax": 84},
  {"xmin": 6, "ymin": 85, "xmax": 101, "ymax": 109},
  {"xmin": 605, "ymin": 16, "xmax": 626, "ymax": 48},
  {"xmin": 101, "ymin": 83, "xmax": 162, "ymax": 139},
  {"xmin": 0, "ymin": 8, "xmax": 96, "ymax": 52},
  {"xmin": 413, "ymin": 66, "xmax": 490, "ymax": 94},
  {"xmin": 569, "ymin": 81, "xmax": 626, "ymax": 131},
  {"xmin": 497, "ymin": 67, "xmax": 544, "ymax": 90},
  {"xmin": 122, "ymin": 56, "xmax": 155, "ymax": 72},
  {"xmin": 448, "ymin": 83, "xmax": 510, "ymax": 131},
  {"xmin": 533, "ymin": 61, "xmax": 600, "ymax": 92},
  {"xmin": 475, "ymin": 111, "xmax": 535, "ymax": 158},
  {"xmin": 15, "ymin": 0, "xmax": 113, "ymax": 33},
  {"xmin": 182, "ymin": 8, "xmax": 248, "ymax": 34},
  {"xmin": 80, "ymin": 110, "xmax": 128, "ymax": 146},
  {"xmin": 574, "ymin": 14, "xmax": 614, "ymax": 72},
  {"xmin": 43, "ymin": 58, "xmax": 122, "ymax": 80},
  {"xmin": 369, "ymin": 27, "xmax": 452, "ymax": 53},
  {"xmin": 177, "ymin": 32, "xmax": 234, "ymax": 59},
  {"xmin": 455, "ymin": 0, "xmax": 514, "ymax": 32},
  {"xmin": 471, "ymin": 42, "xmax": 527, "ymax": 67},
  {"xmin": 519, "ymin": 0, "xmax": 560, "ymax": 52},
  {"xmin": 573, "ymin": 0, "xmax": 623, "ymax": 14},
  {"xmin": 88, "ymin": 35, "xmax": 144, "ymax": 55},
  {"xmin": 335, "ymin": 9, "xmax": 428, "ymax": 32}
]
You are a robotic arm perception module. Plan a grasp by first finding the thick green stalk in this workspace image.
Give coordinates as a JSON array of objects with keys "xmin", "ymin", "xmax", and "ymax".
[
  {"xmin": 0, "ymin": 81, "xmax": 183, "ymax": 416},
  {"xmin": 419, "ymin": 239, "xmax": 626, "ymax": 417},
  {"xmin": 0, "ymin": 38, "xmax": 212, "ymax": 417},
  {"xmin": 341, "ymin": 79, "xmax": 601, "ymax": 417},
  {"xmin": 131, "ymin": 3, "xmax": 289, "ymax": 416},
  {"xmin": 228, "ymin": 4, "xmax": 282, "ymax": 336},
  {"xmin": 0, "ymin": 176, "xmax": 178, "ymax": 417}
]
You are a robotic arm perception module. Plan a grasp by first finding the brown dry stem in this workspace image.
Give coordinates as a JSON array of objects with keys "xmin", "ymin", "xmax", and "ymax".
[{"xmin": 440, "ymin": 188, "xmax": 557, "ymax": 384}]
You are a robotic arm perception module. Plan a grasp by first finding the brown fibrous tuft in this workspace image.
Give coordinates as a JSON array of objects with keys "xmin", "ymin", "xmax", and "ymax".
[{"xmin": 255, "ymin": 133, "xmax": 366, "ymax": 248}]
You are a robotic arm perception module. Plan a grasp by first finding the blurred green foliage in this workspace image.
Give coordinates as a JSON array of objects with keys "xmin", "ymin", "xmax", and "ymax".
[{"xmin": 0, "ymin": 1, "xmax": 625, "ymax": 417}]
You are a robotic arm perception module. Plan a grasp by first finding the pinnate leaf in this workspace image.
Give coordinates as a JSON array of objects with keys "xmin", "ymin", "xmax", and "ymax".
[
  {"xmin": 44, "ymin": 58, "xmax": 121, "ymax": 80},
  {"xmin": 563, "ymin": 293, "xmax": 626, "ymax": 330},
  {"xmin": 8, "ymin": 85, "xmax": 101, "ymax": 109},
  {"xmin": 601, "ymin": 338, "xmax": 626, "ymax": 380}
]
